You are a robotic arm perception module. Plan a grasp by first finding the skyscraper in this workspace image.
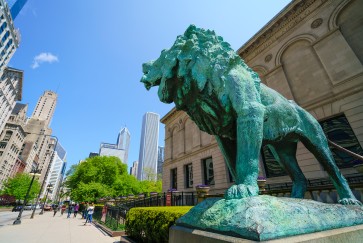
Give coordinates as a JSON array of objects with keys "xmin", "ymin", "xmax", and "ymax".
[
  {"xmin": 130, "ymin": 161, "xmax": 138, "ymax": 178},
  {"xmin": 32, "ymin": 90, "xmax": 57, "ymax": 126},
  {"xmin": 44, "ymin": 138, "xmax": 66, "ymax": 200},
  {"xmin": 157, "ymin": 146, "xmax": 164, "ymax": 176},
  {"xmin": 7, "ymin": 0, "xmax": 28, "ymax": 20},
  {"xmin": 0, "ymin": 67, "xmax": 23, "ymax": 133},
  {"xmin": 137, "ymin": 112, "xmax": 160, "ymax": 181},
  {"xmin": 0, "ymin": 1, "xmax": 20, "ymax": 76},
  {"xmin": 116, "ymin": 127, "xmax": 130, "ymax": 164},
  {"xmin": 0, "ymin": 103, "xmax": 27, "ymax": 188},
  {"xmin": 99, "ymin": 142, "xmax": 125, "ymax": 163}
]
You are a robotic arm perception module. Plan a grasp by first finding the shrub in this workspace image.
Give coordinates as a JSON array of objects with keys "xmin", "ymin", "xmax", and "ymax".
[{"xmin": 126, "ymin": 206, "xmax": 192, "ymax": 243}]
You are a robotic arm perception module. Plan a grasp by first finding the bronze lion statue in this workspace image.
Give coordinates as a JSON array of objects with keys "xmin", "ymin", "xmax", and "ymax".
[{"xmin": 141, "ymin": 25, "xmax": 361, "ymax": 205}]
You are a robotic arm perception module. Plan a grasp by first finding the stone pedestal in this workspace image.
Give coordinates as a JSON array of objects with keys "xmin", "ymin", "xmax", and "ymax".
[
  {"xmin": 169, "ymin": 224, "xmax": 363, "ymax": 243},
  {"xmin": 176, "ymin": 196, "xmax": 363, "ymax": 241}
]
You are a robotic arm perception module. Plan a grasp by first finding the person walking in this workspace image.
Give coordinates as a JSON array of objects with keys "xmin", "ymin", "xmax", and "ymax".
[
  {"xmin": 52, "ymin": 204, "xmax": 58, "ymax": 217},
  {"xmin": 82, "ymin": 202, "xmax": 89, "ymax": 219},
  {"xmin": 67, "ymin": 204, "xmax": 73, "ymax": 218},
  {"xmin": 61, "ymin": 204, "xmax": 66, "ymax": 215},
  {"xmin": 84, "ymin": 203, "xmax": 94, "ymax": 225},
  {"xmin": 73, "ymin": 204, "xmax": 79, "ymax": 218}
]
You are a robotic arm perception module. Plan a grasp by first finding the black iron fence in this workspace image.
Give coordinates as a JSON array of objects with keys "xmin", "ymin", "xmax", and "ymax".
[
  {"xmin": 93, "ymin": 173, "xmax": 363, "ymax": 230},
  {"xmin": 120, "ymin": 191, "xmax": 197, "ymax": 208},
  {"xmin": 263, "ymin": 173, "xmax": 363, "ymax": 193}
]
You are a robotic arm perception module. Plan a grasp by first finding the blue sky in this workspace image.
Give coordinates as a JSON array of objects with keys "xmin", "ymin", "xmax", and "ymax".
[{"xmin": 10, "ymin": 0, "xmax": 291, "ymax": 171}]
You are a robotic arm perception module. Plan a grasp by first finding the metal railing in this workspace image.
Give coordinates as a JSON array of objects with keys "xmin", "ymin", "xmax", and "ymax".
[
  {"xmin": 120, "ymin": 191, "xmax": 197, "ymax": 208},
  {"xmin": 262, "ymin": 173, "xmax": 363, "ymax": 193}
]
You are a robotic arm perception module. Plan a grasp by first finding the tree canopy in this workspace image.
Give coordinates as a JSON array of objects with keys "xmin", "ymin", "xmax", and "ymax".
[
  {"xmin": 2, "ymin": 173, "xmax": 41, "ymax": 202},
  {"xmin": 66, "ymin": 156, "xmax": 162, "ymax": 202}
]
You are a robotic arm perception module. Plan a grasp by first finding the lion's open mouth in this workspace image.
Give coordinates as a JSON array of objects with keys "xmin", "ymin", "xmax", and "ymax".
[{"xmin": 141, "ymin": 75, "xmax": 161, "ymax": 91}]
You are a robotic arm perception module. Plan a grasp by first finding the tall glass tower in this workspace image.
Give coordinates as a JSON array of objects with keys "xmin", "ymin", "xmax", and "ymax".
[
  {"xmin": 7, "ymin": 0, "xmax": 28, "ymax": 20},
  {"xmin": 0, "ymin": 0, "xmax": 20, "ymax": 77},
  {"xmin": 137, "ymin": 112, "xmax": 160, "ymax": 181},
  {"xmin": 116, "ymin": 127, "xmax": 131, "ymax": 164}
]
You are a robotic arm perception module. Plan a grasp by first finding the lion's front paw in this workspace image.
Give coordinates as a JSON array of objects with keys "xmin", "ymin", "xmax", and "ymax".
[
  {"xmin": 225, "ymin": 184, "xmax": 258, "ymax": 200},
  {"xmin": 339, "ymin": 198, "xmax": 362, "ymax": 206}
]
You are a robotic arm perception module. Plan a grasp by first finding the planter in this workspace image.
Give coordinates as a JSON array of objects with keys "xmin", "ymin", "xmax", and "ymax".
[
  {"xmin": 354, "ymin": 164, "xmax": 363, "ymax": 174},
  {"xmin": 196, "ymin": 186, "xmax": 210, "ymax": 197},
  {"xmin": 257, "ymin": 179, "xmax": 267, "ymax": 191},
  {"xmin": 93, "ymin": 221, "xmax": 125, "ymax": 237}
]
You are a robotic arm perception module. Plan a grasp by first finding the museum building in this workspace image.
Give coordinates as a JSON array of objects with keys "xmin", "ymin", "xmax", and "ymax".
[{"xmin": 161, "ymin": 0, "xmax": 363, "ymax": 202}]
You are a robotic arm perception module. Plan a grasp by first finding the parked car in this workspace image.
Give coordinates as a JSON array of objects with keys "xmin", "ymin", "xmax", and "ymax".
[
  {"xmin": 24, "ymin": 204, "xmax": 33, "ymax": 210},
  {"xmin": 12, "ymin": 205, "xmax": 22, "ymax": 212},
  {"xmin": 43, "ymin": 204, "xmax": 52, "ymax": 211}
]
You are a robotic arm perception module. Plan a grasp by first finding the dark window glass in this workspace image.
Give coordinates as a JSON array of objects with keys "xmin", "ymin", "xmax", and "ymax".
[
  {"xmin": 203, "ymin": 157, "xmax": 215, "ymax": 185},
  {"xmin": 261, "ymin": 146, "xmax": 288, "ymax": 178},
  {"xmin": 227, "ymin": 167, "xmax": 235, "ymax": 182},
  {"xmin": 170, "ymin": 168, "xmax": 177, "ymax": 190},
  {"xmin": 185, "ymin": 163, "xmax": 193, "ymax": 188},
  {"xmin": 320, "ymin": 114, "xmax": 363, "ymax": 168}
]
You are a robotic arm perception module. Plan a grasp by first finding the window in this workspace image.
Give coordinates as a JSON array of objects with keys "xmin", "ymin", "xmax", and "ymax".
[
  {"xmin": 320, "ymin": 114, "xmax": 363, "ymax": 168},
  {"xmin": 170, "ymin": 168, "xmax": 177, "ymax": 190},
  {"xmin": 261, "ymin": 146, "xmax": 288, "ymax": 178},
  {"xmin": 227, "ymin": 167, "xmax": 235, "ymax": 183},
  {"xmin": 203, "ymin": 157, "xmax": 215, "ymax": 185},
  {"xmin": 185, "ymin": 163, "xmax": 193, "ymax": 188}
]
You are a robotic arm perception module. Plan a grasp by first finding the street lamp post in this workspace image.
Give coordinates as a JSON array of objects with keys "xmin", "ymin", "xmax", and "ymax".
[
  {"xmin": 30, "ymin": 135, "xmax": 58, "ymax": 219},
  {"xmin": 39, "ymin": 183, "xmax": 53, "ymax": 215},
  {"xmin": 13, "ymin": 166, "xmax": 41, "ymax": 225}
]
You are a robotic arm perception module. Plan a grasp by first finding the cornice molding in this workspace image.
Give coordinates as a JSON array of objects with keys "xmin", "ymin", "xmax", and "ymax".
[
  {"xmin": 163, "ymin": 142, "xmax": 219, "ymax": 167},
  {"xmin": 160, "ymin": 107, "xmax": 178, "ymax": 124},
  {"xmin": 238, "ymin": 0, "xmax": 329, "ymax": 62}
]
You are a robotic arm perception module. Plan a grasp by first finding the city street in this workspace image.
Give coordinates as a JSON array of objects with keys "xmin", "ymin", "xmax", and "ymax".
[
  {"xmin": 0, "ymin": 211, "xmax": 121, "ymax": 243},
  {"xmin": 0, "ymin": 209, "xmax": 36, "ymax": 227}
]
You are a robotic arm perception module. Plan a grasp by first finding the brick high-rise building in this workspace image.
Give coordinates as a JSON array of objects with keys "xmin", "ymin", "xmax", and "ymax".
[
  {"xmin": 0, "ymin": 103, "xmax": 27, "ymax": 188},
  {"xmin": 32, "ymin": 91, "xmax": 57, "ymax": 127}
]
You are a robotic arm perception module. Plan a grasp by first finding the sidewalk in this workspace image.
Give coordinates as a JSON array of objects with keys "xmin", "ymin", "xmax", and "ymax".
[{"xmin": 0, "ymin": 211, "xmax": 120, "ymax": 243}]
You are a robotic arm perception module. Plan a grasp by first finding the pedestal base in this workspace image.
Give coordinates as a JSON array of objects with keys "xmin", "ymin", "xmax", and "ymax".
[
  {"xmin": 170, "ymin": 224, "xmax": 363, "ymax": 243},
  {"xmin": 176, "ymin": 195, "xmax": 363, "ymax": 241}
]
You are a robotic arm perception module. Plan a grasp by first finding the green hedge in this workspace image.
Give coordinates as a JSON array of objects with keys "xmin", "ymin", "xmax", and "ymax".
[{"xmin": 126, "ymin": 206, "xmax": 192, "ymax": 243}]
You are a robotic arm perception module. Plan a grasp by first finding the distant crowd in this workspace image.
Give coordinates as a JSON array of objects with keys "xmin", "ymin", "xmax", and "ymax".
[{"xmin": 50, "ymin": 202, "xmax": 95, "ymax": 225}]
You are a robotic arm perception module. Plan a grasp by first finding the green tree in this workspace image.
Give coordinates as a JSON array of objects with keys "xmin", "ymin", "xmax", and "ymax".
[
  {"xmin": 67, "ymin": 156, "xmax": 129, "ymax": 201},
  {"xmin": 113, "ymin": 174, "xmax": 142, "ymax": 196},
  {"xmin": 2, "ymin": 173, "xmax": 41, "ymax": 202},
  {"xmin": 70, "ymin": 182, "xmax": 113, "ymax": 202},
  {"xmin": 66, "ymin": 156, "xmax": 163, "ymax": 201}
]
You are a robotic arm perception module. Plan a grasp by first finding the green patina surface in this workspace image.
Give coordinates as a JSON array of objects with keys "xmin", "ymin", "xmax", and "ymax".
[
  {"xmin": 176, "ymin": 196, "xmax": 363, "ymax": 241},
  {"xmin": 140, "ymin": 25, "xmax": 363, "ymax": 239}
]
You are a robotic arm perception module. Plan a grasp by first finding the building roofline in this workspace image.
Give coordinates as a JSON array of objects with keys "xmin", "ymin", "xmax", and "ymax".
[
  {"xmin": 160, "ymin": 107, "xmax": 178, "ymax": 124},
  {"xmin": 237, "ymin": 0, "xmax": 295, "ymax": 54}
]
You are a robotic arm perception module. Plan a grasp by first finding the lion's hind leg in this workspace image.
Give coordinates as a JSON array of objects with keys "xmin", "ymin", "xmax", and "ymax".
[
  {"xmin": 268, "ymin": 143, "xmax": 307, "ymax": 198},
  {"xmin": 300, "ymin": 128, "xmax": 362, "ymax": 205}
]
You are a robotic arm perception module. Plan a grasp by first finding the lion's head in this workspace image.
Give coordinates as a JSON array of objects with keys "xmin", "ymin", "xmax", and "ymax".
[{"xmin": 141, "ymin": 25, "xmax": 257, "ymax": 108}]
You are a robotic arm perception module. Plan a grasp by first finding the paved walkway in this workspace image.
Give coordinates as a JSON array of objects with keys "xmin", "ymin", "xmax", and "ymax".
[{"xmin": 0, "ymin": 211, "xmax": 121, "ymax": 243}]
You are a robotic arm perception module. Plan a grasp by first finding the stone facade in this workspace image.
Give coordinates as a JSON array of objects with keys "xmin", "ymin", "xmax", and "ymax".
[
  {"xmin": 0, "ymin": 68, "xmax": 23, "ymax": 133},
  {"xmin": 161, "ymin": 0, "xmax": 363, "ymax": 195},
  {"xmin": 0, "ymin": 103, "xmax": 27, "ymax": 188}
]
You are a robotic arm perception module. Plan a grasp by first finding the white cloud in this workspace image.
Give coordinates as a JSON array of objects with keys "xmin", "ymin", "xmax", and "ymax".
[{"xmin": 31, "ymin": 52, "xmax": 59, "ymax": 69}]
